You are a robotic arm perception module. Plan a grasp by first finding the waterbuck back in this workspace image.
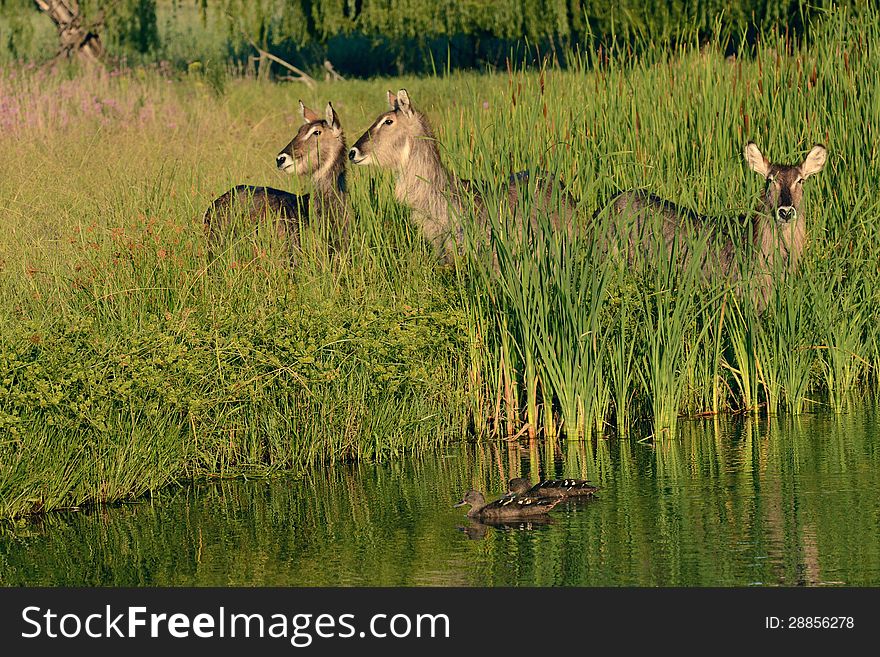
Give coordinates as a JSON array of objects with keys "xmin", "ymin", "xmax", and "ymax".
[
  {"xmin": 349, "ymin": 89, "xmax": 579, "ymax": 264},
  {"xmin": 602, "ymin": 142, "xmax": 827, "ymax": 308},
  {"xmin": 204, "ymin": 101, "xmax": 349, "ymax": 261}
]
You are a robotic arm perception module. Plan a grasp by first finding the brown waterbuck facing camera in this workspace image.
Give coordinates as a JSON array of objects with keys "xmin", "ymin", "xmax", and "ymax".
[
  {"xmin": 605, "ymin": 141, "xmax": 827, "ymax": 309},
  {"xmin": 348, "ymin": 89, "xmax": 578, "ymax": 263},
  {"xmin": 204, "ymin": 101, "xmax": 349, "ymax": 260}
]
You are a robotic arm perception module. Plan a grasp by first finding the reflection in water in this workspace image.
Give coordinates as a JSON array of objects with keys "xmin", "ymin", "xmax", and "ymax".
[
  {"xmin": 458, "ymin": 515, "xmax": 558, "ymax": 540},
  {"xmin": 1, "ymin": 407, "xmax": 879, "ymax": 586}
]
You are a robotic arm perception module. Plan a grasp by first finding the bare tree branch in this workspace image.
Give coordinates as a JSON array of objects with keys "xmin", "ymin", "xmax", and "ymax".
[
  {"xmin": 230, "ymin": 18, "xmax": 317, "ymax": 88},
  {"xmin": 34, "ymin": 0, "xmax": 105, "ymax": 63},
  {"xmin": 323, "ymin": 59, "xmax": 344, "ymax": 81},
  {"xmin": 254, "ymin": 46, "xmax": 316, "ymax": 88}
]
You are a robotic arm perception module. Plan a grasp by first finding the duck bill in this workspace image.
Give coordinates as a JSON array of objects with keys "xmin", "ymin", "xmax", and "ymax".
[{"xmin": 453, "ymin": 500, "xmax": 468, "ymax": 508}]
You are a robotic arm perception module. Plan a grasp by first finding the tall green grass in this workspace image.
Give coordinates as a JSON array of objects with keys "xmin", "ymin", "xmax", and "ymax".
[
  {"xmin": 459, "ymin": 6, "xmax": 879, "ymax": 439},
  {"xmin": 0, "ymin": 70, "xmax": 472, "ymax": 519},
  {"xmin": 2, "ymin": 6, "xmax": 879, "ymax": 518}
]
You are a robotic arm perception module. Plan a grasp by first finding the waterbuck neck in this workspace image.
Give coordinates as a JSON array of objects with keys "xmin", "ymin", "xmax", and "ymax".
[
  {"xmin": 394, "ymin": 117, "xmax": 463, "ymax": 241},
  {"xmin": 751, "ymin": 206, "xmax": 806, "ymax": 274},
  {"xmin": 312, "ymin": 151, "xmax": 347, "ymax": 198}
]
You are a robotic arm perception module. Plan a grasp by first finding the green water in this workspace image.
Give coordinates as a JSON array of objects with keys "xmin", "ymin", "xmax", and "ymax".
[{"xmin": 2, "ymin": 408, "xmax": 879, "ymax": 586}]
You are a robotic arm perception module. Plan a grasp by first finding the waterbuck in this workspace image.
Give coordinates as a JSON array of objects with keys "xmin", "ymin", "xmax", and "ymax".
[
  {"xmin": 204, "ymin": 101, "xmax": 349, "ymax": 260},
  {"xmin": 348, "ymin": 89, "xmax": 578, "ymax": 264},
  {"xmin": 604, "ymin": 141, "xmax": 827, "ymax": 308}
]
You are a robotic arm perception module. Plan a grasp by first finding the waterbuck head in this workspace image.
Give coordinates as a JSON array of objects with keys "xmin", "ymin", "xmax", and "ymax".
[
  {"xmin": 744, "ymin": 142, "xmax": 827, "ymax": 224},
  {"xmin": 276, "ymin": 101, "xmax": 345, "ymax": 179},
  {"xmin": 348, "ymin": 89, "xmax": 432, "ymax": 169}
]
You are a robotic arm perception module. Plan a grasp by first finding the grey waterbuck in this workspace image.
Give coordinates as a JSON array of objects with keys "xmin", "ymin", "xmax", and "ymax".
[
  {"xmin": 348, "ymin": 89, "xmax": 578, "ymax": 263},
  {"xmin": 204, "ymin": 100, "xmax": 349, "ymax": 259},
  {"xmin": 603, "ymin": 141, "xmax": 827, "ymax": 308}
]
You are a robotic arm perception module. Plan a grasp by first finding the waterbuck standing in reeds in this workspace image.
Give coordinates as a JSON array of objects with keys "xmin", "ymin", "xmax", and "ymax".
[
  {"xmin": 604, "ymin": 141, "xmax": 827, "ymax": 308},
  {"xmin": 204, "ymin": 101, "xmax": 349, "ymax": 261},
  {"xmin": 348, "ymin": 89, "xmax": 578, "ymax": 264}
]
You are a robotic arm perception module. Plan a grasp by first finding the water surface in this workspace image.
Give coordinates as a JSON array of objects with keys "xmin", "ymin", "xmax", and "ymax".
[{"xmin": 2, "ymin": 408, "xmax": 879, "ymax": 586}]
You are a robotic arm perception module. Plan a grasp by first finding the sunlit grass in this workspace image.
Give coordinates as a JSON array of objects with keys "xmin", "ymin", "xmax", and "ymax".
[
  {"xmin": 1, "ymin": 6, "xmax": 879, "ymax": 518},
  {"xmin": 460, "ymin": 7, "xmax": 878, "ymax": 439}
]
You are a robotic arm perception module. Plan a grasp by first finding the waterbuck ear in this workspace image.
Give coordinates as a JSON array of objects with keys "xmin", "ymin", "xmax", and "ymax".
[
  {"xmin": 299, "ymin": 100, "xmax": 320, "ymax": 124},
  {"xmin": 744, "ymin": 142, "xmax": 771, "ymax": 178},
  {"xmin": 396, "ymin": 89, "xmax": 414, "ymax": 117},
  {"xmin": 800, "ymin": 144, "xmax": 827, "ymax": 178},
  {"xmin": 325, "ymin": 101, "xmax": 341, "ymax": 134},
  {"xmin": 387, "ymin": 90, "xmax": 397, "ymax": 110}
]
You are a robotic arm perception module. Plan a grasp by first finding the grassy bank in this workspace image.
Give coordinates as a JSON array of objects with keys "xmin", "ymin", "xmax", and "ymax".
[
  {"xmin": 2, "ymin": 6, "xmax": 879, "ymax": 519},
  {"xmin": 0, "ymin": 69, "xmax": 473, "ymax": 519}
]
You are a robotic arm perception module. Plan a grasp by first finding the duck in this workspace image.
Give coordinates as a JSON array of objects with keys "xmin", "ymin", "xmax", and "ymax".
[
  {"xmin": 507, "ymin": 477, "xmax": 599, "ymax": 498},
  {"xmin": 454, "ymin": 490, "xmax": 562, "ymax": 521}
]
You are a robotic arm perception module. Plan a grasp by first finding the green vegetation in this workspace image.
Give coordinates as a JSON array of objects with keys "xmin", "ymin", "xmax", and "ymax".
[
  {"xmin": 1, "ymin": 6, "xmax": 878, "ymax": 519},
  {"xmin": 0, "ymin": 70, "xmax": 472, "ymax": 519},
  {"xmin": 463, "ymin": 7, "xmax": 879, "ymax": 441},
  {"xmin": 0, "ymin": 1, "xmax": 873, "ymax": 74}
]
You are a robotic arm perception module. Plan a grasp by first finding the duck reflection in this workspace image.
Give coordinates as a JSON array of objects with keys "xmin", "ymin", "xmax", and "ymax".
[{"xmin": 457, "ymin": 515, "xmax": 556, "ymax": 540}]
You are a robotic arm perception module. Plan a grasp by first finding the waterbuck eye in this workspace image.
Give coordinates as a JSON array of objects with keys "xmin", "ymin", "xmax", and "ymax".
[
  {"xmin": 312, "ymin": 130, "xmax": 322, "ymax": 137},
  {"xmin": 383, "ymin": 119, "xmax": 393, "ymax": 126}
]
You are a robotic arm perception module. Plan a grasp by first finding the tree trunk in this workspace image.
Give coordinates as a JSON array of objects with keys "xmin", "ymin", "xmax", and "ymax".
[{"xmin": 34, "ymin": 0, "xmax": 104, "ymax": 63}]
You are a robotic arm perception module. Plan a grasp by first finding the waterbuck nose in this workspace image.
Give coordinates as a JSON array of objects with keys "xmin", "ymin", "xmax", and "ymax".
[
  {"xmin": 276, "ymin": 153, "xmax": 291, "ymax": 170},
  {"xmin": 776, "ymin": 206, "xmax": 796, "ymax": 222}
]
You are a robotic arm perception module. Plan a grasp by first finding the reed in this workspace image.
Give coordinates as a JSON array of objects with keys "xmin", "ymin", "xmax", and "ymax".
[{"xmin": 460, "ymin": 6, "xmax": 879, "ymax": 438}]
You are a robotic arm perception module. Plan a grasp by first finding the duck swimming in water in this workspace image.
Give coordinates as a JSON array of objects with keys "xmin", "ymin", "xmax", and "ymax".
[
  {"xmin": 507, "ymin": 477, "xmax": 599, "ymax": 499},
  {"xmin": 454, "ymin": 490, "xmax": 562, "ymax": 521}
]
